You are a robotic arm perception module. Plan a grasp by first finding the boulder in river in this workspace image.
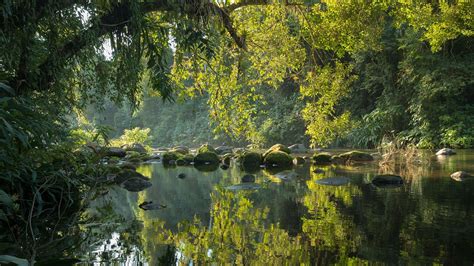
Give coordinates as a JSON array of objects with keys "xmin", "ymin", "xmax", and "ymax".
[
  {"xmin": 315, "ymin": 177, "xmax": 351, "ymax": 186},
  {"xmin": 198, "ymin": 144, "xmax": 217, "ymax": 154},
  {"xmin": 372, "ymin": 174, "xmax": 403, "ymax": 187},
  {"xmin": 241, "ymin": 174, "xmax": 256, "ymax": 183},
  {"xmin": 263, "ymin": 144, "xmax": 291, "ymax": 158},
  {"xmin": 263, "ymin": 151, "xmax": 293, "ymax": 168},
  {"xmin": 162, "ymin": 151, "xmax": 181, "ymax": 164},
  {"xmin": 240, "ymin": 152, "xmax": 263, "ymax": 170},
  {"xmin": 194, "ymin": 151, "xmax": 220, "ymax": 165},
  {"xmin": 450, "ymin": 171, "xmax": 472, "ymax": 182},
  {"xmin": 436, "ymin": 148, "xmax": 456, "ymax": 156},
  {"xmin": 312, "ymin": 152, "xmax": 332, "ymax": 164}
]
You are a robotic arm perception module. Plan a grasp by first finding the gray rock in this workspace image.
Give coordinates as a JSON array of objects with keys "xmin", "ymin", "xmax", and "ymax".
[
  {"xmin": 170, "ymin": 146, "xmax": 189, "ymax": 155},
  {"xmin": 226, "ymin": 183, "xmax": 261, "ymax": 191},
  {"xmin": 436, "ymin": 148, "xmax": 456, "ymax": 156},
  {"xmin": 450, "ymin": 171, "xmax": 472, "ymax": 182},
  {"xmin": 123, "ymin": 143, "xmax": 147, "ymax": 153},
  {"xmin": 316, "ymin": 177, "xmax": 350, "ymax": 186}
]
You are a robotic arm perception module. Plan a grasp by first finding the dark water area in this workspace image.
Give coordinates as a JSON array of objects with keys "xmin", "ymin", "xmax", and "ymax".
[{"xmin": 66, "ymin": 150, "xmax": 474, "ymax": 264}]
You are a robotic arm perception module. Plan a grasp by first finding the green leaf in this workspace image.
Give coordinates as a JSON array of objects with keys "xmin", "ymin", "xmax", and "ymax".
[
  {"xmin": 0, "ymin": 189, "xmax": 13, "ymax": 208},
  {"xmin": 0, "ymin": 82, "xmax": 15, "ymax": 96}
]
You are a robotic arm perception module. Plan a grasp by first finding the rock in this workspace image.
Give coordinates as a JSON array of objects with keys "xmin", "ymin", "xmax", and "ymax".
[
  {"xmin": 233, "ymin": 148, "xmax": 246, "ymax": 155},
  {"xmin": 162, "ymin": 152, "xmax": 181, "ymax": 164},
  {"xmin": 220, "ymin": 164, "xmax": 229, "ymax": 170},
  {"xmin": 194, "ymin": 151, "xmax": 220, "ymax": 165},
  {"xmin": 315, "ymin": 177, "xmax": 350, "ymax": 186},
  {"xmin": 372, "ymin": 174, "xmax": 403, "ymax": 187},
  {"xmin": 313, "ymin": 168, "xmax": 325, "ymax": 174},
  {"xmin": 170, "ymin": 146, "xmax": 189, "ymax": 155},
  {"xmin": 139, "ymin": 201, "xmax": 166, "ymax": 210},
  {"xmin": 303, "ymin": 156, "xmax": 311, "ymax": 160},
  {"xmin": 241, "ymin": 174, "xmax": 256, "ymax": 183},
  {"xmin": 105, "ymin": 147, "xmax": 126, "ymax": 158},
  {"xmin": 149, "ymin": 153, "xmax": 161, "ymax": 160},
  {"xmin": 226, "ymin": 183, "xmax": 261, "ymax": 191},
  {"xmin": 119, "ymin": 162, "xmax": 137, "ymax": 170},
  {"xmin": 293, "ymin": 156, "xmax": 305, "ymax": 165},
  {"xmin": 176, "ymin": 159, "xmax": 186, "ymax": 166},
  {"xmin": 198, "ymin": 144, "xmax": 217, "ymax": 154},
  {"xmin": 288, "ymin": 144, "xmax": 307, "ymax": 153},
  {"xmin": 335, "ymin": 151, "xmax": 374, "ymax": 163},
  {"xmin": 120, "ymin": 176, "xmax": 152, "ymax": 192},
  {"xmin": 264, "ymin": 151, "xmax": 293, "ymax": 168},
  {"xmin": 240, "ymin": 152, "xmax": 263, "ymax": 170},
  {"xmin": 450, "ymin": 171, "xmax": 472, "ymax": 182},
  {"xmin": 436, "ymin": 148, "xmax": 456, "ymax": 156},
  {"xmin": 312, "ymin": 153, "xmax": 332, "ymax": 164},
  {"xmin": 178, "ymin": 173, "xmax": 186, "ymax": 179},
  {"xmin": 123, "ymin": 143, "xmax": 147, "ymax": 153},
  {"xmin": 215, "ymin": 146, "xmax": 233, "ymax": 155},
  {"xmin": 263, "ymin": 144, "xmax": 291, "ymax": 158}
]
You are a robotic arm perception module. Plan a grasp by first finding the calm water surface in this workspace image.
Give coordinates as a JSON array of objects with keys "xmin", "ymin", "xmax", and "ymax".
[{"xmin": 79, "ymin": 150, "xmax": 474, "ymax": 265}]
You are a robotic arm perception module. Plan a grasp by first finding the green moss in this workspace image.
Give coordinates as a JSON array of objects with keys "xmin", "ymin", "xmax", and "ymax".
[
  {"xmin": 194, "ymin": 151, "xmax": 220, "ymax": 165},
  {"xmin": 263, "ymin": 151, "xmax": 293, "ymax": 167},
  {"xmin": 170, "ymin": 146, "xmax": 189, "ymax": 155},
  {"xmin": 241, "ymin": 152, "xmax": 262, "ymax": 167},
  {"xmin": 162, "ymin": 151, "xmax": 182, "ymax": 164},
  {"xmin": 198, "ymin": 144, "xmax": 216, "ymax": 154},
  {"xmin": 338, "ymin": 151, "xmax": 374, "ymax": 162},
  {"xmin": 263, "ymin": 144, "xmax": 291, "ymax": 158},
  {"xmin": 312, "ymin": 153, "xmax": 332, "ymax": 164}
]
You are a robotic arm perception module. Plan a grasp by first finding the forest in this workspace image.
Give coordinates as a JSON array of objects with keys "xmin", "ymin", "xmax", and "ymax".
[{"xmin": 1, "ymin": 0, "xmax": 473, "ymax": 265}]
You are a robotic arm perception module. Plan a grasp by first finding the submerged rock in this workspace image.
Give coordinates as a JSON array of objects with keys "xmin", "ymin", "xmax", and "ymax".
[
  {"xmin": 450, "ymin": 171, "xmax": 472, "ymax": 182},
  {"xmin": 264, "ymin": 151, "xmax": 293, "ymax": 168},
  {"xmin": 241, "ymin": 174, "xmax": 256, "ymax": 183},
  {"xmin": 436, "ymin": 148, "xmax": 456, "ymax": 156},
  {"xmin": 372, "ymin": 174, "xmax": 403, "ymax": 187},
  {"xmin": 312, "ymin": 153, "xmax": 332, "ymax": 164},
  {"xmin": 315, "ymin": 177, "xmax": 351, "ymax": 186},
  {"xmin": 139, "ymin": 201, "xmax": 166, "ymax": 210},
  {"xmin": 226, "ymin": 183, "xmax": 261, "ymax": 191},
  {"xmin": 263, "ymin": 144, "xmax": 292, "ymax": 158},
  {"xmin": 177, "ymin": 173, "xmax": 186, "ymax": 179}
]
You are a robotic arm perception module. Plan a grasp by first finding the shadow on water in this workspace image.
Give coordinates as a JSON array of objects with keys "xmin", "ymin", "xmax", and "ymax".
[{"xmin": 3, "ymin": 150, "xmax": 474, "ymax": 264}]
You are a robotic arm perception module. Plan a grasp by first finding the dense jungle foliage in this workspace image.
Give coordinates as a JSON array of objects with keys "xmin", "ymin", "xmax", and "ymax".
[{"xmin": 0, "ymin": 0, "xmax": 473, "ymax": 263}]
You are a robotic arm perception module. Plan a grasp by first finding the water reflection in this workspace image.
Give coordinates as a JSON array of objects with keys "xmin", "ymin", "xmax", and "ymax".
[{"xmin": 5, "ymin": 150, "xmax": 474, "ymax": 264}]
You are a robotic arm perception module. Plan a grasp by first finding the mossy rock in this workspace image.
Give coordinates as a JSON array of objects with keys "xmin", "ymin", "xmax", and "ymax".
[
  {"xmin": 293, "ymin": 156, "xmax": 305, "ymax": 165},
  {"xmin": 263, "ymin": 144, "xmax": 291, "ymax": 158},
  {"xmin": 182, "ymin": 154, "xmax": 195, "ymax": 164},
  {"xmin": 263, "ymin": 151, "xmax": 293, "ymax": 168},
  {"xmin": 194, "ymin": 151, "xmax": 220, "ymax": 165},
  {"xmin": 176, "ymin": 159, "xmax": 186, "ymax": 166},
  {"xmin": 198, "ymin": 144, "xmax": 216, "ymax": 154},
  {"xmin": 240, "ymin": 152, "xmax": 262, "ymax": 168},
  {"xmin": 115, "ymin": 169, "xmax": 149, "ymax": 184},
  {"xmin": 162, "ymin": 151, "xmax": 182, "ymax": 164},
  {"xmin": 170, "ymin": 146, "xmax": 189, "ymax": 155},
  {"xmin": 312, "ymin": 153, "xmax": 332, "ymax": 164},
  {"xmin": 337, "ymin": 151, "xmax": 374, "ymax": 162}
]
